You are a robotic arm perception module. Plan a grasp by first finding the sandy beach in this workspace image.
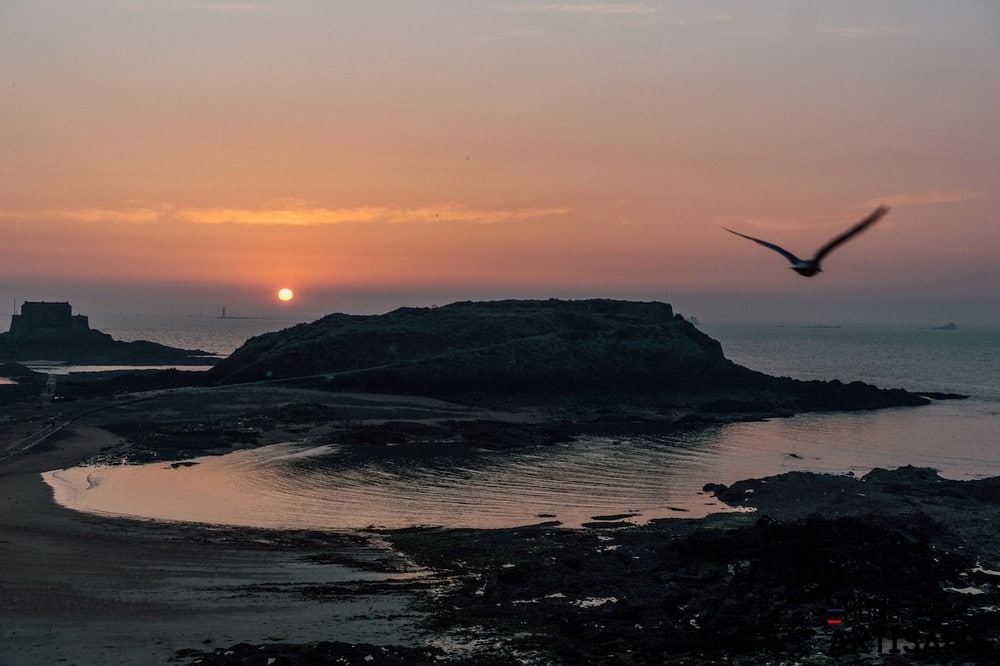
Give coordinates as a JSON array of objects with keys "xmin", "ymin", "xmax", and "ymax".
[{"xmin": 0, "ymin": 395, "xmax": 436, "ymax": 666}]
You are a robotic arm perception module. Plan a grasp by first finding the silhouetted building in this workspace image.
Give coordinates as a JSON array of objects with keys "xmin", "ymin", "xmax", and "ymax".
[
  {"xmin": 8, "ymin": 301, "xmax": 91, "ymax": 339},
  {"xmin": 0, "ymin": 300, "xmax": 212, "ymax": 365}
]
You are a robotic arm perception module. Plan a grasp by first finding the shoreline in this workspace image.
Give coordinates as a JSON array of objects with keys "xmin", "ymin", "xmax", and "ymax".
[
  {"xmin": 3, "ymin": 386, "xmax": 999, "ymax": 664},
  {"xmin": 34, "ymin": 392, "xmax": 996, "ymax": 533},
  {"xmin": 0, "ymin": 415, "xmax": 434, "ymax": 666}
]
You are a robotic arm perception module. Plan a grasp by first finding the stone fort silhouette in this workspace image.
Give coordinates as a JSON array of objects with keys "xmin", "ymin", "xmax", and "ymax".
[{"xmin": 8, "ymin": 301, "xmax": 92, "ymax": 339}]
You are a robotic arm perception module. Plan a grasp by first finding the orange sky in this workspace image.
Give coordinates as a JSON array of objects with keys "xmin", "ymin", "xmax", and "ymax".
[{"xmin": 2, "ymin": 2, "xmax": 998, "ymax": 324}]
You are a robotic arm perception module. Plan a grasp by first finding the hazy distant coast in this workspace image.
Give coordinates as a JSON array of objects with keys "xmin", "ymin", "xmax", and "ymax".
[{"xmin": 0, "ymin": 301, "xmax": 216, "ymax": 367}]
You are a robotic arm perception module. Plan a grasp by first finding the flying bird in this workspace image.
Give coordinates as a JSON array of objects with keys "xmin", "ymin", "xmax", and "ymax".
[{"xmin": 724, "ymin": 206, "xmax": 889, "ymax": 277}]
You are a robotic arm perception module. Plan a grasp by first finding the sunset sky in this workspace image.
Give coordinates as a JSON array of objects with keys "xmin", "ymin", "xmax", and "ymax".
[{"xmin": 2, "ymin": 1, "xmax": 998, "ymax": 325}]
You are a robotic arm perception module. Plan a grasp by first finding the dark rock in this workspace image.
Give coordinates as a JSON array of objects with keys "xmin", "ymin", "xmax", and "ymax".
[
  {"xmin": 0, "ymin": 362, "xmax": 44, "ymax": 380},
  {"xmin": 0, "ymin": 362, "xmax": 48, "ymax": 405},
  {"xmin": 590, "ymin": 513, "xmax": 641, "ymax": 521},
  {"xmin": 581, "ymin": 521, "xmax": 634, "ymax": 529},
  {"xmin": 209, "ymin": 299, "xmax": 731, "ymax": 391},
  {"xmin": 376, "ymin": 468, "xmax": 1000, "ymax": 665},
  {"xmin": 863, "ymin": 465, "xmax": 943, "ymax": 485},
  {"xmin": 207, "ymin": 299, "xmax": 931, "ymax": 415},
  {"xmin": 100, "ymin": 419, "xmax": 258, "ymax": 462},
  {"xmin": 176, "ymin": 640, "xmax": 450, "ymax": 665},
  {"xmin": 696, "ymin": 398, "xmax": 779, "ymax": 413}
]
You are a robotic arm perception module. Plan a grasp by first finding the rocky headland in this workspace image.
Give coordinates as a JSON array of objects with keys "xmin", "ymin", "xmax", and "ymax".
[
  {"xmin": 208, "ymin": 299, "xmax": 935, "ymax": 421},
  {"xmin": 0, "ymin": 301, "xmax": 214, "ymax": 366}
]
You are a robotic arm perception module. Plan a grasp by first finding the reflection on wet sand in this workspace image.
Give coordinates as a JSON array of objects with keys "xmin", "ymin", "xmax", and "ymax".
[
  {"xmin": 46, "ymin": 435, "xmax": 734, "ymax": 530},
  {"xmin": 45, "ymin": 398, "xmax": 1000, "ymax": 531}
]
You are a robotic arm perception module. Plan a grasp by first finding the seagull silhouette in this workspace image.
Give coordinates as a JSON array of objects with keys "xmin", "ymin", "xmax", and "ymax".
[{"xmin": 724, "ymin": 206, "xmax": 889, "ymax": 277}]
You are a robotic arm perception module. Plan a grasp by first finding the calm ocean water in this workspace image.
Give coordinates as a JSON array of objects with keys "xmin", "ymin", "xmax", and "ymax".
[
  {"xmin": 96, "ymin": 313, "xmax": 307, "ymax": 357},
  {"xmin": 45, "ymin": 317, "xmax": 1000, "ymax": 530},
  {"xmin": 25, "ymin": 314, "xmax": 305, "ymax": 374}
]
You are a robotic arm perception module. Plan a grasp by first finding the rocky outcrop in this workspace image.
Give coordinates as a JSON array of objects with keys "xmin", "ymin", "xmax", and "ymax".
[
  {"xmin": 210, "ymin": 299, "xmax": 727, "ymax": 389},
  {"xmin": 177, "ymin": 466, "xmax": 1000, "ymax": 664},
  {"xmin": 0, "ymin": 362, "xmax": 44, "ymax": 381},
  {"xmin": 378, "ymin": 467, "xmax": 1000, "ymax": 665},
  {"xmin": 0, "ymin": 301, "xmax": 214, "ymax": 366},
  {"xmin": 207, "ymin": 299, "xmax": 929, "ymax": 413}
]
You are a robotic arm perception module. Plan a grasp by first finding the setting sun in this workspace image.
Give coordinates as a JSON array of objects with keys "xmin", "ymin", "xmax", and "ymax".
[
  {"xmin": 277, "ymin": 287, "xmax": 294, "ymax": 302},
  {"xmin": 1, "ymin": 3, "xmax": 997, "ymax": 327}
]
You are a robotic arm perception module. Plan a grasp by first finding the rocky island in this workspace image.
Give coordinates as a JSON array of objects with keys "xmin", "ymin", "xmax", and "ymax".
[
  {"xmin": 0, "ymin": 301, "xmax": 214, "ymax": 366},
  {"xmin": 209, "ymin": 298, "xmax": 931, "ymax": 419}
]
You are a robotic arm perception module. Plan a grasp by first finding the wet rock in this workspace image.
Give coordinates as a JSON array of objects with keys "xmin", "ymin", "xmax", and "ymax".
[
  {"xmin": 175, "ymin": 640, "xmax": 450, "ymax": 665},
  {"xmin": 177, "ymin": 468, "xmax": 1000, "ymax": 665},
  {"xmin": 375, "ymin": 468, "xmax": 1000, "ymax": 665}
]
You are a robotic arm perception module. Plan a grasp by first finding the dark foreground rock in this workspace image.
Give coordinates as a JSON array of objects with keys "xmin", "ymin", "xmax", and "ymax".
[
  {"xmin": 0, "ymin": 363, "xmax": 48, "ymax": 406},
  {"xmin": 377, "ymin": 472, "xmax": 1000, "ymax": 664},
  {"xmin": 0, "ymin": 362, "xmax": 44, "ymax": 380},
  {"xmin": 178, "ymin": 467, "xmax": 1000, "ymax": 665},
  {"xmin": 207, "ymin": 299, "xmax": 931, "ymax": 415},
  {"xmin": 174, "ymin": 641, "xmax": 449, "ymax": 665}
]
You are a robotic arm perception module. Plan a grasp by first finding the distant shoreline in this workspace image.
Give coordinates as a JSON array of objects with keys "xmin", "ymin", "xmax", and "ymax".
[{"xmin": 213, "ymin": 315, "xmax": 285, "ymax": 320}]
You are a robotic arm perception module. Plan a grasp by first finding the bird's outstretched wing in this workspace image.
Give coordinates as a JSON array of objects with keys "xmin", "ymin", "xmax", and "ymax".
[
  {"xmin": 812, "ymin": 206, "xmax": 889, "ymax": 263},
  {"xmin": 723, "ymin": 227, "xmax": 804, "ymax": 265}
]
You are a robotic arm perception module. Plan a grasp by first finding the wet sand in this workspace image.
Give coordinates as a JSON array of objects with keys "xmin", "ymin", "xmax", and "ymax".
[{"xmin": 0, "ymin": 397, "xmax": 433, "ymax": 666}]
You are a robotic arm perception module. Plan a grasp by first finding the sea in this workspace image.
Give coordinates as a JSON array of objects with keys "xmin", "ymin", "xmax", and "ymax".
[
  {"xmin": 41, "ymin": 315, "xmax": 1000, "ymax": 531},
  {"xmin": 22, "ymin": 314, "xmax": 300, "ymax": 374}
]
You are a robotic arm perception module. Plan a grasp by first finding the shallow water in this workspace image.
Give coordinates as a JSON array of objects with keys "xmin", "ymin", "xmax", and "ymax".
[
  {"xmin": 43, "ymin": 322, "xmax": 1000, "ymax": 530},
  {"xmin": 94, "ymin": 313, "xmax": 305, "ymax": 357},
  {"xmin": 19, "ymin": 314, "xmax": 300, "ymax": 374},
  {"xmin": 44, "ymin": 399, "xmax": 999, "ymax": 530}
]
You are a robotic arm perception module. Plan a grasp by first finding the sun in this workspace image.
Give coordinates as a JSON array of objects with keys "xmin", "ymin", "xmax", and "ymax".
[{"xmin": 277, "ymin": 287, "xmax": 294, "ymax": 302}]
